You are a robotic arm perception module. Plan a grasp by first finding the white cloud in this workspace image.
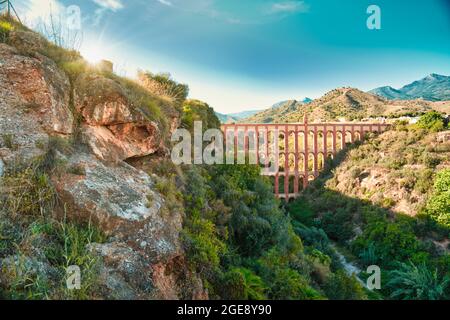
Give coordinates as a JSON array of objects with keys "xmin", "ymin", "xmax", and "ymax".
[
  {"xmin": 268, "ymin": 1, "xmax": 309, "ymax": 14},
  {"xmin": 92, "ymin": 0, "xmax": 124, "ymax": 12},
  {"xmin": 22, "ymin": 0, "xmax": 65, "ymax": 23},
  {"xmin": 156, "ymin": 0, "xmax": 173, "ymax": 7}
]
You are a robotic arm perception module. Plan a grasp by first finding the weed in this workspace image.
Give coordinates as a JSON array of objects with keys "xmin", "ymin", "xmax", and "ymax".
[{"xmin": 1, "ymin": 134, "xmax": 18, "ymax": 151}]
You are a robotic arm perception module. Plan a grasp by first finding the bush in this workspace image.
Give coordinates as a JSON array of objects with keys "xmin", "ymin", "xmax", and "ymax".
[
  {"xmin": 138, "ymin": 71, "xmax": 189, "ymax": 106},
  {"xmin": 424, "ymin": 169, "xmax": 450, "ymax": 228},
  {"xmin": 417, "ymin": 111, "xmax": 446, "ymax": 132},
  {"xmin": 351, "ymin": 219, "xmax": 425, "ymax": 268},
  {"xmin": 324, "ymin": 270, "xmax": 367, "ymax": 300},
  {"xmin": 0, "ymin": 19, "xmax": 13, "ymax": 43},
  {"xmin": 387, "ymin": 262, "xmax": 449, "ymax": 300},
  {"xmin": 221, "ymin": 268, "xmax": 267, "ymax": 300}
]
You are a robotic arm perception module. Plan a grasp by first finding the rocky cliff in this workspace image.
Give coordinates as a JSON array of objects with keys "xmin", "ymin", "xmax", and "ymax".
[{"xmin": 0, "ymin": 26, "xmax": 205, "ymax": 300}]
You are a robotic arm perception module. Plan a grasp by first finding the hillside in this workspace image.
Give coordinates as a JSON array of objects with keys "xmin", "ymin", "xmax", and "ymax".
[
  {"xmin": 1, "ymin": 15, "xmax": 449, "ymax": 302},
  {"xmin": 215, "ymin": 112, "xmax": 239, "ymax": 123},
  {"xmin": 289, "ymin": 120, "xmax": 450, "ymax": 299},
  {"xmin": 370, "ymin": 74, "xmax": 450, "ymax": 101},
  {"xmin": 0, "ymin": 16, "xmax": 375, "ymax": 301},
  {"xmin": 244, "ymin": 87, "xmax": 450, "ymax": 123},
  {"xmin": 216, "ymin": 109, "xmax": 263, "ymax": 124}
]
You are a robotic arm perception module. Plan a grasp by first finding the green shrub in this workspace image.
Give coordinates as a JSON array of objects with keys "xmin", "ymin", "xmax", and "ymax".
[
  {"xmin": 222, "ymin": 268, "xmax": 267, "ymax": 300},
  {"xmin": 0, "ymin": 19, "xmax": 13, "ymax": 43},
  {"xmin": 417, "ymin": 111, "xmax": 446, "ymax": 132},
  {"xmin": 1, "ymin": 134, "xmax": 17, "ymax": 150},
  {"xmin": 424, "ymin": 169, "xmax": 450, "ymax": 229},
  {"xmin": 387, "ymin": 262, "xmax": 449, "ymax": 300},
  {"xmin": 324, "ymin": 270, "xmax": 367, "ymax": 300},
  {"xmin": 352, "ymin": 219, "xmax": 425, "ymax": 268}
]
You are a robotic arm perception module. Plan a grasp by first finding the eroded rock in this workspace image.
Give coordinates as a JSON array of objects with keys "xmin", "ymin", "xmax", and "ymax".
[
  {"xmin": 74, "ymin": 74, "xmax": 163, "ymax": 161},
  {"xmin": 0, "ymin": 43, "xmax": 73, "ymax": 166},
  {"xmin": 52, "ymin": 153, "xmax": 182, "ymax": 262}
]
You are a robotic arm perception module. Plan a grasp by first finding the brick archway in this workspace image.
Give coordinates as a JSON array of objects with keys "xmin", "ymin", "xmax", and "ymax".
[{"xmin": 222, "ymin": 117, "xmax": 390, "ymax": 201}]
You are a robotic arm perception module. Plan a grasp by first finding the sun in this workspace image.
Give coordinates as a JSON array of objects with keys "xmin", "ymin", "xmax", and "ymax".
[{"xmin": 80, "ymin": 42, "xmax": 104, "ymax": 64}]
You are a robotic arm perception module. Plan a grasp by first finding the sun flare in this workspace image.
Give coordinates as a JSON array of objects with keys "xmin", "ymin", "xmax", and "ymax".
[{"xmin": 80, "ymin": 42, "xmax": 104, "ymax": 64}]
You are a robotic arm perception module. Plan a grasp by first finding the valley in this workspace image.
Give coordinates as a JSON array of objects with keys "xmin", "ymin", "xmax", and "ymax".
[{"xmin": 0, "ymin": 14, "xmax": 449, "ymax": 301}]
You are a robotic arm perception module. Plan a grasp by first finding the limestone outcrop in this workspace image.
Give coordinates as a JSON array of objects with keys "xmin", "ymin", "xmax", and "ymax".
[
  {"xmin": 74, "ymin": 74, "xmax": 163, "ymax": 162},
  {"xmin": 0, "ymin": 43, "xmax": 73, "ymax": 166},
  {"xmin": 0, "ymin": 30, "xmax": 204, "ymax": 300}
]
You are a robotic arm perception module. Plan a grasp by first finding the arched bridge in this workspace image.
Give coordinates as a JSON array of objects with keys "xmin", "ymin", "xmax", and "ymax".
[{"xmin": 221, "ymin": 117, "xmax": 390, "ymax": 201}]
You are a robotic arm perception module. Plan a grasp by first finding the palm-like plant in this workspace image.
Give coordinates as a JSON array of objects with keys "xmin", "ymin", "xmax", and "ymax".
[
  {"xmin": 233, "ymin": 268, "xmax": 267, "ymax": 300},
  {"xmin": 388, "ymin": 261, "xmax": 450, "ymax": 300}
]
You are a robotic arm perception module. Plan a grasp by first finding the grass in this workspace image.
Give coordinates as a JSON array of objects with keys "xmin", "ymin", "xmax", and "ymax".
[
  {"xmin": 0, "ymin": 19, "xmax": 13, "ymax": 43},
  {"xmin": 0, "ymin": 213, "xmax": 106, "ymax": 300},
  {"xmin": 0, "ymin": 138, "xmax": 107, "ymax": 300},
  {"xmin": 1, "ymin": 134, "xmax": 18, "ymax": 151}
]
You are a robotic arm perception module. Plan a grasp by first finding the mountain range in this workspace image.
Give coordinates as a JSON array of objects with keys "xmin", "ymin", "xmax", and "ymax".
[
  {"xmin": 241, "ymin": 74, "xmax": 450, "ymax": 123},
  {"xmin": 369, "ymin": 73, "xmax": 450, "ymax": 101},
  {"xmin": 216, "ymin": 110, "xmax": 263, "ymax": 123},
  {"xmin": 216, "ymin": 98, "xmax": 312, "ymax": 123}
]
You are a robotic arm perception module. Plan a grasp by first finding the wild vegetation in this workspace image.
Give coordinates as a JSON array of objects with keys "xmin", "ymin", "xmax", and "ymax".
[
  {"xmin": 0, "ymin": 139, "xmax": 106, "ymax": 299},
  {"xmin": 1, "ymin": 15, "xmax": 449, "ymax": 300},
  {"xmin": 170, "ymin": 106, "xmax": 370, "ymax": 300},
  {"xmin": 288, "ymin": 114, "xmax": 450, "ymax": 299},
  {"xmin": 243, "ymin": 87, "xmax": 450, "ymax": 123}
]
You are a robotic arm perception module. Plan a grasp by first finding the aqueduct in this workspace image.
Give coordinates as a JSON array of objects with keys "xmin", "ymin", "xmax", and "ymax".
[{"xmin": 221, "ymin": 116, "xmax": 390, "ymax": 201}]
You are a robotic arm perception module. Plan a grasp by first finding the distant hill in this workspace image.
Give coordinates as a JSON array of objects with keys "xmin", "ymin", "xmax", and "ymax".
[
  {"xmin": 369, "ymin": 86, "xmax": 404, "ymax": 100},
  {"xmin": 217, "ymin": 98, "xmax": 312, "ymax": 123},
  {"xmin": 216, "ymin": 109, "xmax": 263, "ymax": 123},
  {"xmin": 216, "ymin": 112, "xmax": 239, "ymax": 123},
  {"xmin": 236, "ymin": 98, "xmax": 313, "ymax": 123},
  {"xmin": 244, "ymin": 87, "xmax": 450, "ymax": 123},
  {"xmin": 370, "ymin": 74, "xmax": 450, "ymax": 101}
]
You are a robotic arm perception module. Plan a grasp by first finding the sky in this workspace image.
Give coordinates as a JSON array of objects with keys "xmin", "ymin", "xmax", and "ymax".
[{"xmin": 9, "ymin": 0, "xmax": 450, "ymax": 113}]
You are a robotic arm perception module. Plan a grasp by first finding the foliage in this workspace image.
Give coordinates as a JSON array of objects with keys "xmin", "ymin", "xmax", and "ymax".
[
  {"xmin": 387, "ymin": 261, "xmax": 450, "ymax": 300},
  {"xmin": 138, "ymin": 71, "xmax": 189, "ymax": 106},
  {"xmin": 423, "ymin": 169, "xmax": 450, "ymax": 228},
  {"xmin": 0, "ymin": 165, "xmax": 56, "ymax": 218},
  {"xmin": 417, "ymin": 111, "xmax": 446, "ymax": 132},
  {"xmin": 0, "ymin": 144, "xmax": 105, "ymax": 299},
  {"xmin": 352, "ymin": 218, "xmax": 427, "ymax": 268},
  {"xmin": 181, "ymin": 100, "xmax": 221, "ymax": 132},
  {"xmin": 324, "ymin": 270, "xmax": 367, "ymax": 300},
  {"xmin": 0, "ymin": 18, "xmax": 13, "ymax": 43},
  {"xmin": 287, "ymin": 123, "xmax": 450, "ymax": 300},
  {"xmin": 221, "ymin": 268, "xmax": 267, "ymax": 300}
]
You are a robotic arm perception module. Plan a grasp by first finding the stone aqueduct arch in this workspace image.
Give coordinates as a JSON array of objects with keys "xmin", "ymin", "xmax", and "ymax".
[{"xmin": 221, "ymin": 116, "xmax": 390, "ymax": 201}]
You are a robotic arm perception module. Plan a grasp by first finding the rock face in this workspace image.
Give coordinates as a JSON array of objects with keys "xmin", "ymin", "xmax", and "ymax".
[
  {"xmin": 74, "ymin": 74, "xmax": 163, "ymax": 162},
  {"xmin": 0, "ymin": 43, "xmax": 73, "ymax": 165},
  {"xmin": 52, "ymin": 153, "xmax": 181, "ymax": 254},
  {"xmin": 0, "ymin": 31, "xmax": 204, "ymax": 300},
  {"xmin": 51, "ymin": 153, "xmax": 204, "ymax": 299}
]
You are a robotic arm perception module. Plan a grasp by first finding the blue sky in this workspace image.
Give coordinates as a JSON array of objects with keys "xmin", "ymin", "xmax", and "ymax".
[{"xmin": 11, "ymin": 0, "xmax": 450, "ymax": 113}]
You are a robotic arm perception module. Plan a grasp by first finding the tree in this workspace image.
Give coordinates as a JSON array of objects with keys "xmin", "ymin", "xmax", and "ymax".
[
  {"xmin": 417, "ymin": 111, "xmax": 445, "ymax": 132},
  {"xmin": 387, "ymin": 262, "xmax": 450, "ymax": 300},
  {"xmin": 324, "ymin": 270, "xmax": 368, "ymax": 300},
  {"xmin": 424, "ymin": 169, "xmax": 450, "ymax": 228},
  {"xmin": 223, "ymin": 268, "xmax": 267, "ymax": 300}
]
